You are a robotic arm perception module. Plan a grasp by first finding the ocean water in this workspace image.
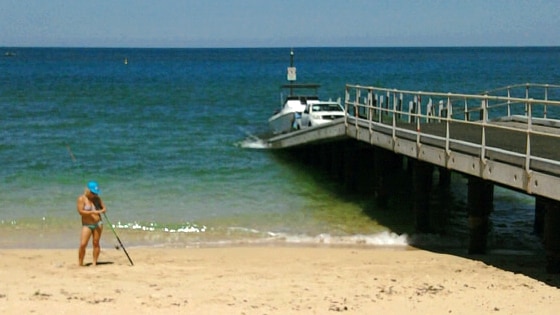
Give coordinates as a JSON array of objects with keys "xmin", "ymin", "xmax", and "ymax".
[{"xmin": 1, "ymin": 47, "xmax": 558, "ymax": 250}]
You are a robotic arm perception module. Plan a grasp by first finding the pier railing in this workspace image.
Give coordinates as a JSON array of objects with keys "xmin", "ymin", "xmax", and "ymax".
[{"xmin": 344, "ymin": 83, "xmax": 560, "ymax": 198}]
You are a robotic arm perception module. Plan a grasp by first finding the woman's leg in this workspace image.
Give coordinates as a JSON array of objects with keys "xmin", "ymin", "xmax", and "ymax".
[
  {"xmin": 92, "ymin": 224, "xmax": 103, "ymax": 266},
  {"xmin": 79, "ymin": 226, "xmax": 92, "ymax": 266}
]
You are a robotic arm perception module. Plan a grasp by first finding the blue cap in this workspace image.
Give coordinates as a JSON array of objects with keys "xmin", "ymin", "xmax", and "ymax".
[{"xmin": 87, "ymin": 181, "xmax": 100, "ymax": 195}]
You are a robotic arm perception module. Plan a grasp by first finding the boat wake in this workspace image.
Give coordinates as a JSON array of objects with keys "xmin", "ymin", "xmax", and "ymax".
[{"xmin": 236, "ymin": 128, "xmax": 270, "ymax": 149}]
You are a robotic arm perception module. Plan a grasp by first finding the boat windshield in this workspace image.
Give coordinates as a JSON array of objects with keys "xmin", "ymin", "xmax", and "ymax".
[{"xmin": 312, "ymin": 104, "xmax": 343, "ymax": 112}]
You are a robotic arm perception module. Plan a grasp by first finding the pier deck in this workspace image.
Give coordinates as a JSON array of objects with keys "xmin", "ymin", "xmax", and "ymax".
[{"xmin": 269, "ymin": 83, "xmax": 560, "ymax": 200}]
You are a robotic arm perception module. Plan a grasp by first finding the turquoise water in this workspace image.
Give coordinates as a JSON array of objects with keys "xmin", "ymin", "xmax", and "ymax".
[{"xmin": 1, "ymin": 47, "xmax": 558, "ymax": 249}]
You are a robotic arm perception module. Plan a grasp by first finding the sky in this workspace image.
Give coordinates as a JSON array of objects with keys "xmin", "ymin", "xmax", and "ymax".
[{"xmin": 1, "ymin": 0, "xmax": 559, "ymax": 48}]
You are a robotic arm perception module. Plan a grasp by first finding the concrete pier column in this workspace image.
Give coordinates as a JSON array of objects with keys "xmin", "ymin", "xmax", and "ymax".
[
  {"xmin": 534, "ymin": 196, "xmax": 545, "ymax": 238},
  {"xmin": 343, "ymin": 146, "xmax": 358, "ymax": 190},
  {"xmin": 404, "ymin": 156, "xmax": 413, "ymax": 175},
  {"xmin": 543, "ymin": 197, "xmax": 560, "ymax": 273},
  {"xmin": 438, "ymin": 167, "xmax": 451, "ymax": 187},
  {"xmin": 352, "ymin": 147, "xmax": 373, "ymax": 194},
  {"xmin": 318, "ymin": 144, "xmax": 330, "ymax": 170},
  {"xmin": 467, "ymin": 177, "xmax": 494, "ymax": 254},
  {"xmin": 377, "ymin": 151, "xmax": 404, "ymax": 206},
  {"xmin": 413, "ymin": 160, "xmax": 433, "ymax": 233},
  {"xmin": 373, "ymin": 148, "xmax": 395, "ymax": 207},
  {"xmin": 362, "ymin": 148, "xmax": 378, "ymax": 194},
  {"xmin": 295, "ymin": 147, "xmax": 312, "ymax": 165},
  {"xmin": 330, "ymin": 144, "xmax": 343, "ymax": 181},
  {"xmin": 432, "ymin": 168, "xmax": 452, "ymax": 234}
]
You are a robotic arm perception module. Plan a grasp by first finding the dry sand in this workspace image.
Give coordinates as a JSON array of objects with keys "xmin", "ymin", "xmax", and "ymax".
[{"xmin": 1, "ymin": 246, "xmax": 559, "ymax": 314}]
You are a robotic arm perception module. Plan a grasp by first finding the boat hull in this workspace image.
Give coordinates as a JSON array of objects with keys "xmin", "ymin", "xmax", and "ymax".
[{"xmin": 268, "ymin": 111, "xmax": 300, "ymax": 135}]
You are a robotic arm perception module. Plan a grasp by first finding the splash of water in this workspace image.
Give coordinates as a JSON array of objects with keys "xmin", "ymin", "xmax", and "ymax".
[{"xmin": 235, "ymin": 127, "xmax": 270, "ymax": 149}]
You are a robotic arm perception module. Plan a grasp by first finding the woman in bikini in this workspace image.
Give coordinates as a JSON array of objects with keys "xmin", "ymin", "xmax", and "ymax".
[{"xmin": 77, "ymin": 181, "xmax": 106, "ymax": 266}]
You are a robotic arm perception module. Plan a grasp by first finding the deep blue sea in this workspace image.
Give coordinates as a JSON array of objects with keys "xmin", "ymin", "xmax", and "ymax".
[{"xmin": 1, "ymin": 47, "xmax": 559, "ymax": 250}]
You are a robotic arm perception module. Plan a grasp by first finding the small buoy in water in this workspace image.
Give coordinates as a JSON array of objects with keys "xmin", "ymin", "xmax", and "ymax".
[{"xmin": 124, "ymin": 58, "xmax": 128, "ymax": 65}]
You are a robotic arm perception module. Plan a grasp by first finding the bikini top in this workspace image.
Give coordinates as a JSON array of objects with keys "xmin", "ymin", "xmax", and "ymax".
[
  {"xmin": 83, "ymin": 196, "xmax": 95, "ymax": 211},
  {"xmin": 84, "ymin": 203, "xmax": 94, "ymax": 211}
]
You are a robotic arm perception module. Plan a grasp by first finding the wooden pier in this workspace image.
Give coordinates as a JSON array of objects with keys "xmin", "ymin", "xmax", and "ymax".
[{"xmin": 268, "ymin": 83, "xmax": 560, "ymax": 273}]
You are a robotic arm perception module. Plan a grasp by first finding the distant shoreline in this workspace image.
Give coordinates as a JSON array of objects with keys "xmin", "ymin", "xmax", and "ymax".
[{"xmin": 3, "ymin": 45, "xmax": 560, "ymax": 50}]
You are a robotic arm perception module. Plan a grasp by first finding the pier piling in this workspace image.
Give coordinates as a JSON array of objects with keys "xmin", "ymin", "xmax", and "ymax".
[
  {"xmin": 543, "ymin": 197, "xmax": 560, "ymax": 273},
  {"xmin": 534, "ymin": 196, "xmax": 546, "ymax": 238},
  {"xmin": 413, "ymin": 160, "xmax": 434, "ymax": 233},
  {"xmin": 467, "ymin": 177, "xmax": 494, "ymax": 254},
  {"xmin": 438, "ymin": 167, "xmax": 451, "ymax": 187},
  {"xmin": 343, "ymin": 145, "xmax": 357, "ymax": 190},
  {"xmin": 373, "ymin": 148, "xmax": 389, "ymax": 206}
]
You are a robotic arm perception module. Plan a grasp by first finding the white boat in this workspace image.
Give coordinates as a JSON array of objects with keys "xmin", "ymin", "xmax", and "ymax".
[
  {"xmin": 268, "ymin": 83, "xmax": 320, "ymax": 134},
  {"xmin": 268, "ymin": 50, "xmax": 332, "ymax": 135}
]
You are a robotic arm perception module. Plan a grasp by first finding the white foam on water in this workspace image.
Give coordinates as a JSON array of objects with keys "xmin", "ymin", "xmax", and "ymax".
[
  {"xmin": 270, "ymin": 230, "xmax": 409, "ymax": 247},
  {"xmin": 235, "ymin": 128, "xmax": 270, "ymax": 149},
  {"xmin": 110, "ymin": 223, "xmax": 410, "ymax": 248},
  {"xmin": 114, "ymin": 221, "xmax": 207, "ymax": 233},
  {"xmin": 237, "ymin": 138, "xmax": 270, "ymax": 149}
]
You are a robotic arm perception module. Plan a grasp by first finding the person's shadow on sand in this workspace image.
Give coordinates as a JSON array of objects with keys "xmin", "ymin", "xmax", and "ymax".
[{"xmin": 84, "ymin": 261, "xmax": 114, "ymax": 267}]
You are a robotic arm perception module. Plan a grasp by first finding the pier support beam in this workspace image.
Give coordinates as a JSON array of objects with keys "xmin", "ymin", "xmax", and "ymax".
[
  {"xmin": 542, "ymin": 197, "xmax": 560, "ymax": 273},
  {"xmin": 467, "ymin": 177, "xmax": 494, "ymax": 254},
  {"xmin": 413, "ymin": 160, "xmax": 433, "ymax": 233}
]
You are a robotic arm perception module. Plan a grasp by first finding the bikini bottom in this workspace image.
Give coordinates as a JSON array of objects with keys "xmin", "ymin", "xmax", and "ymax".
[{"xmin": 83, "ymin": 221, "xmax": 103, "ymax": 231}]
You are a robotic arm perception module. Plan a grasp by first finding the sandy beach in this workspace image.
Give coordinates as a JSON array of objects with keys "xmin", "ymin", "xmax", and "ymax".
[{"xmin": 1, "ymin": 246, "xmax": 559, "ymax": 314}]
